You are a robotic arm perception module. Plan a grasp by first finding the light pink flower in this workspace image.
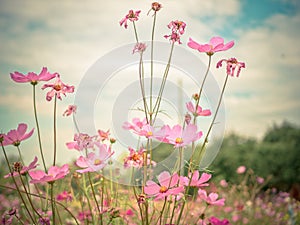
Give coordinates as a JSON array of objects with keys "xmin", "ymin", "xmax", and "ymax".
[
  {"xmin": 10, "ymin": 67, "xmax": 56, "ymax": 85},
  {"xmin": 236, "ymin": 166, "xmax": 246, "ymax": 174},
  {"xmin": 144, "ymin": 171, "xmax": 184, "ymax": 200},
  {"xmin": 2, "ymin": 123, "xmax": 34, "ymax": 146},
  {"xmin": 155, "ymin": 124, "xmax": 202, "ymax": 148},
  {"xmin": 133, "ymin": 42, "xmax": 147, "ymax": 54},
  {"xmin": 198, "ymin": 189, "xmax": 225, "ymax": 206},
  {"xmin": 42, "ymin": 75, "xmax": 74, "ymax": 101},
  {"xmin": 29, "ymin": 164, "xmax": 69, "ymax": 184},
  {"xmin": 182, "ymin": 170, "xmax": 211, "ymax": 187},
  {"xmin": 220, "ymin": 179, "xmax": 228, "ymax": 188},
  {"xmin": 75, "ymin": 144, "xmax": 113, "ymax": 173},
  {"xmin": 123, "ymin": 118, "xmax": 154, "ymax": 138},
  {"xmin": 4, "ymin": 156, "xmax": 38, "ymax": 178},
  {"xmin": 188, "ymin": 37, "xmax": 234, "ymax": 56},
  {"xmin": 66, "ymin": 133, "xmax": 98, "ymax": 151},
  {"xmin": 164, "ymin": 20, "xmax": 186, "ymax": 44},
  {"xmin": 216, "ymin": 58, "xmax": 245, "ymax": 77},
  {"xmin": 119, "ymin": 10, "xmax": 141, "ymax": 29},
  {"xmin": 56, "ymin": 191, "xmax": 73, "ymax": 202},
  {"xmin": 209, "ymin": 216, "xmax": 231, "ymax": 225},
  {"xmin": 256, "ymin": 176, "xmax": 264, "ymax": 184},
  {"xmin": 186, "ymin": 101, "xmax": 211, "ymax": 117},
  {"xmin": 63, "ymin": 105, "xmax": 77, "ymax": 116},
  {"xmin": 98, "ymin": 129, "xmax": 110, "ymax": 142}
]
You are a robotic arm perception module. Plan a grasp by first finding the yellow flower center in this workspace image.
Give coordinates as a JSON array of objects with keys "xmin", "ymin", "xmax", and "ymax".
[
  {"xmin": 159, "ymin": 186, "xmax": 168, "ymax": 193},
  {"xmin": 175, "ymin": 137, "xmax": 183, "ymax": 144},
  {"xmin": 53, "ymin": 84, "xmax": 62, "ymax": 91},
  {"xmin": 94, "ymin": 159, "xmax": 102, "ymax": 165}
]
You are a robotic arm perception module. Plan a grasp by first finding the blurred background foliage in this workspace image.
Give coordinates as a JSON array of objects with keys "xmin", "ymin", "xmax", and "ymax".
[{"xmin": 210, "ymin": 121, "xmax": 300, "ymax": 191}]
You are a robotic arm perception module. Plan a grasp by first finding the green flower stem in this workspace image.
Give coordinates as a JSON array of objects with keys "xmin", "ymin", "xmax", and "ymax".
[
  {"xmin": 18, "ymin": 172, "xmax": 45, "ymax": 223},
  {"xmin": 133, "ymin": 21, "xmax": 139, "ymax": 43},
  {"xmin": 32, "ymin": 84, "xmax": 47, "ymax": 172},
  {"xmin": 149, "ymin": 12, "xmax": 157, "ymax": 125},
  {"xmin": 82, "ymin": 173, "xmax": 96, "ymax": 224},
  {"xmin": 189, "ymin": 55, "xmax": 212, "ymax": 171},
  {"xmin": 152, "ymin": 42, "xmax": 175, "ymax": 123},
  {"xmin": 0, "ymin": 184, "xmax": 80, "ymax": 225},
  {"xmin": 196, "ymin": 73, "xmax": 229, "ymax": 164},
  {"xmin": 139, "ymin": 50, "xmax": 149, "ymax": 122},
  {"xmin": 50, "ymin": 182, "xmax": 56, "ymax": 224},
  {"xmin": 87, "ymin": 172, "xmax": 101, "ymax": 222},
  {"xmin": 1, "ymin": 144, "xmax": 37, "ymax": 225},
  {"xmin": 53, "ymin": 95, "xmax": 57, "ymax": 166}
]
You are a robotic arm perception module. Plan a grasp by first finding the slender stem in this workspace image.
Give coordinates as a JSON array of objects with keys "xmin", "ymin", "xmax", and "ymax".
[
  {"xmin": 149, "ymin": 12, "xmax": 157, "ymax": 124},
  {"xmin": 53, "ymin": 95, "xmax": 57, "ymax": 166},
  {"xmin": 50, "ymin": 182, "xmax": 56, "ymax": 224},
  {"xmin": 88, "ymin": 172, "xmax": 101, "ymax": 221},
  {"xmin": 32, "ymin": 84, "xmax": 47, "ymax": 172},
  {"xmin": 0, "ymin": 184, "xmax": 80, "ymax": 225},
  {"xmin": 152, "ymin": 42, "xmax": 175, "ymax": 123},
  {"xmin": 18, "ymin": 173, "xmax": 45, "ymax": 223},
  {"xmin": 139, "ymin": 52, "xmax": 149, "ymax": 122},
  {"xmin": 157, "ymin": 197, "xmax": 168, "ymax": 225},
  {"xmin": 196, "ymin": 74, "xmax": 229, "ymax": 164},
  {"xmin": 132, "ymin": 21, "xmax": 139, "ymax": 43},
  {"xmin": 16, "ymin": 145, "xmax": 24, "ymax": 165},
  {"xmin": 1, "ymin": 144, "xmax": 37, "ymax": 225}
]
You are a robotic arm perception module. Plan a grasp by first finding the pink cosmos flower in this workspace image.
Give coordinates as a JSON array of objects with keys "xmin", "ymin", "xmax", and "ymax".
[
  {"xmin": 198, "ymin": 189, "xmax": 225, "ymax": 206},
  {"xmin": 236, "ymin": 165, "xmax": 246, "ymax": 174},
  {"xmin": 155, "ymin": 124, "xmax": 202, "ymax": 148},
  {"xmin": 144, "ymin": 171, "xmax": 184, "ymax": 200},
  {"xmin": 4, "ymin": 156, "xmax": 38, "ymax": 178},
  {"xmin": 75, "ymin": 143, "xmax": 113, "ymax": 173},
  {"xmin": 63, "ymin": 105, "xmax": 77, "ymax": 116},
  {"xmin": 188, "ymin": 37, "xmax": 234, "ymax": 56},
  {"xmin": 182, "ymin": 170, "xmax": 212, "ymax": 187},
  {"xmin": 186, "ymin": 101, "xmax": 211, "ymax": 117},
  {"xmin": 209, "ymin": 216, "xmax": 231, "ymax": 225},
  {"xmin": 148, "ymin": 2, "xmax": 162, "ymax": 15},
  {"xmin": 42, "ymin": 75, "xmax": 74, "ymax": 101},
  {"xmin": 10, "ymin": 67, "xmax": 56, "ymax": 85},
  {"xmin": 66, "ymin": 133, "xmax": 98, "ymax": 151},
  {"xmin": 98, "ymin": 129, "xmax": 110, "ymax": 142},
  {"xmin": 123, "ymin": 118, "xmax": 147, "ymax": 134},
  {"xmin": 1, "ymin": 207, "xmax": 18, "ymax": 225},
  {"xmin": 132, "ymin": 42, "xmax": 147, "ymax": 54},
  {"xmin": 164, "ymin": 20, "xmax": 186, "ymax": 44},
  {"xmin": 2, "ymin": 123, "xmax": 34, "ymax": 146},
  {"xmin": 119, "ymin": 10, "xmax": 141, "ymax": 29},
  {"xmin": 256, "ymin": 176, "xmax": 264, "ymax": 184},
  {"xmin": 29, "ymin": 164, "xmax": 69, "ymax": 184},
  {"xmin": 123, "ymin": 147, "xmax": 156, "ymax": 168},
  {"xmin": 220, "ymin": 179, "xmax": 228, "ymax": 188},
  {"xmin": 56, "ymin": 191, "xmax": 73, "ymax": 202},
  {"xmin": 216, "ymin": 57, "xmax": 245, "ymax": 77}
]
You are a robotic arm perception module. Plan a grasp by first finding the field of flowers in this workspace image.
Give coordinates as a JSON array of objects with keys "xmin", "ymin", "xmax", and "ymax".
[{"xmin": 0, "ymin": 2, "xmax": 299, "ymax": 225}]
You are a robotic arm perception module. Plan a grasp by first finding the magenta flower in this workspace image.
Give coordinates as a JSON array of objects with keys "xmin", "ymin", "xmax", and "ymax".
[
  {"xmin": 155, "ymin": 124, "xmax": 202, "ymax": 148},
  {"xmin": 2, "ymin": 123, "xmax": 34, "ymax": 146},
  {"xmin": 188, "ymin": 37, "xmax": 234, "ymax": 56},
  {"xmin": 75, "ymin": 143, "xmax": 113, "ymax": 173},
  {"xmin": 144, "ymin": 171, "xmax": 184, "ymax": 200},
  {"xmin": 198, "ymin": 189, "xmax": 225, "ymax": 206},
  {"xmin": 10, "ymin": 67, "xmax": 56, "ymax": 85},
  {"xmin": 186, "ymin": 101, "xmax": 211, "ymax": 117},
  {"xmin": 209, "ymin": 216, "xmax": 231, "ymax": 225},
  {"xmin": 182, "ymin": 170, "xmax": 212, "ymax": 187},
  {"xmin": 4, "ymin": 156, "xmax": 38, "ymax": 178},
  {"xmin": 132, "ymin": 42, "xmax": 147, "ymax": 54},
  {"xmin": 119, "ymin": 10, "xmax": 141, "ymax": 29},
  {"xmin": 216, "ymin": 57, "xmax": 245, "ymax": 77},
  {"xmin": 42, "ymin": 75, "xmax": 74, "ymax": 101},
  {"xmin": 164, "ymin": 20, "xmax": 186, "ymax": 44},
  {"xmin": 56, "ymin": 191, "xmax": 73, "ymax": 202},
  {"xmin": 29, "ymin": 164, "xmax": 69, "ymax": 184},
  {"xmin": 63, "ymin": 105, "xmax": 77, "ymax": 116}
]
